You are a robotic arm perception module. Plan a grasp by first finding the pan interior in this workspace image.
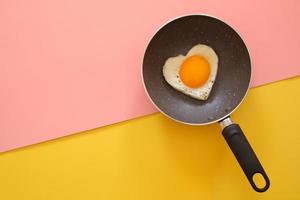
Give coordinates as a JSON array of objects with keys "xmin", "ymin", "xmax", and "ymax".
[{"xmin": 142, "ymin": 15, "xmax": 251, "ymax": 125}]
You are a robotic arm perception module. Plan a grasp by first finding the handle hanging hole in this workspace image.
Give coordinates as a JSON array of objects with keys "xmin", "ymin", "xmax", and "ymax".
[{"xmin": 252, "ymin": 173, "xmax": 267, "ymax": 189}]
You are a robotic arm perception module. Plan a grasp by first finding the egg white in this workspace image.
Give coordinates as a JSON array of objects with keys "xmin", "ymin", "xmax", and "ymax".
[{"xmin": 162, "ymin": 44, "xmax": 218, "ymax": 100}]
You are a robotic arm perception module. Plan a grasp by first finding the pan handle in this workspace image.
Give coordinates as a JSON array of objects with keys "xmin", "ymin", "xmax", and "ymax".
[{"xmin": 219, "ymin": 117, "xmax": 270, "ymax": 192}]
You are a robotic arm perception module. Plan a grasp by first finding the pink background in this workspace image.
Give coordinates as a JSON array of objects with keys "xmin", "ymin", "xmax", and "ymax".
[{"xmin": 1, "ymin": 0, "xmax": 300, "ymax": 152}]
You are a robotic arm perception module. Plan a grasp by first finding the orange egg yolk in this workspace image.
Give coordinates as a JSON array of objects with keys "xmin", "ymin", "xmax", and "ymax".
[{"xmin": 179, "ymin": 55, "xmax": 211, "ymax": 88}]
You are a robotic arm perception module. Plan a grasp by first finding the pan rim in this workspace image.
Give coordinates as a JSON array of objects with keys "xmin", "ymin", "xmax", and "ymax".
[{"xmin": 141, "ymin": 13, "xmax": 252, "ymax": 126}]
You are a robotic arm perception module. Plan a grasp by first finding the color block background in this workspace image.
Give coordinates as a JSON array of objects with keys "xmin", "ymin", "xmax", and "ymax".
[
  {"xmin": 1, "ymin": 77, "xmax": 299, "ymax": 199},
  {"xmin": 1, "ymin": 0, "xmax": 300, "ymax": 152}
]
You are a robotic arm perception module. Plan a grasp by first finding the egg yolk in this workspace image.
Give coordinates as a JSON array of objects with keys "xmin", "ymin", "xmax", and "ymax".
[{"xmin": 179, "ymin": 55, "xmax": 211, "ymax": 88}]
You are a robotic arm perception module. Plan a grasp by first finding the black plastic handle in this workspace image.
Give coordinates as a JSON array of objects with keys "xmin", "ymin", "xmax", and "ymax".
[{"xmin": 222, "ymin": 124, "xmax": 270, "ymax": 192}]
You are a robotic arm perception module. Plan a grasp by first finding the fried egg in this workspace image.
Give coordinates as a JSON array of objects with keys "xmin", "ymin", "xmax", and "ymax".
[{"xmin": 162, "ymin": 44, "xmax": 218, "ymax": 100}]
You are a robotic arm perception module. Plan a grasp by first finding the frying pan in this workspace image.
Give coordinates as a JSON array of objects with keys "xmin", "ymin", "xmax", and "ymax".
[{"xmin": 142, "ymin": 15, "xmax": 270, "ymax": 192}]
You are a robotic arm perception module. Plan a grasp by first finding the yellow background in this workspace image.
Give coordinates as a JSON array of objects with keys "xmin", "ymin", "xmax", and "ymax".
[{"xmin": 1, "ymin": 77, "xmax": 300, "ymax": 200}]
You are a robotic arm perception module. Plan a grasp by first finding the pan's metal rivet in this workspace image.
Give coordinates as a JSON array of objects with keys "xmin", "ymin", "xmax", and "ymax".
[{"xmin": 208, "ymin": 116, "xmax": 214, "ymax": 121}]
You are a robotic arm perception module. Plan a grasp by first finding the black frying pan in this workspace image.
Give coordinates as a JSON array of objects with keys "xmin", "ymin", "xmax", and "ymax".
[{"xmin": 142, "ymin": 15, "xmax": 270, "ymax": 192}]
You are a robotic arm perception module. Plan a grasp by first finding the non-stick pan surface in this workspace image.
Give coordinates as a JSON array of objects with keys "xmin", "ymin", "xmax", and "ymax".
[{"xmin": 143, "ymin": 15, "xmax": 251, "ymax": 124}]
